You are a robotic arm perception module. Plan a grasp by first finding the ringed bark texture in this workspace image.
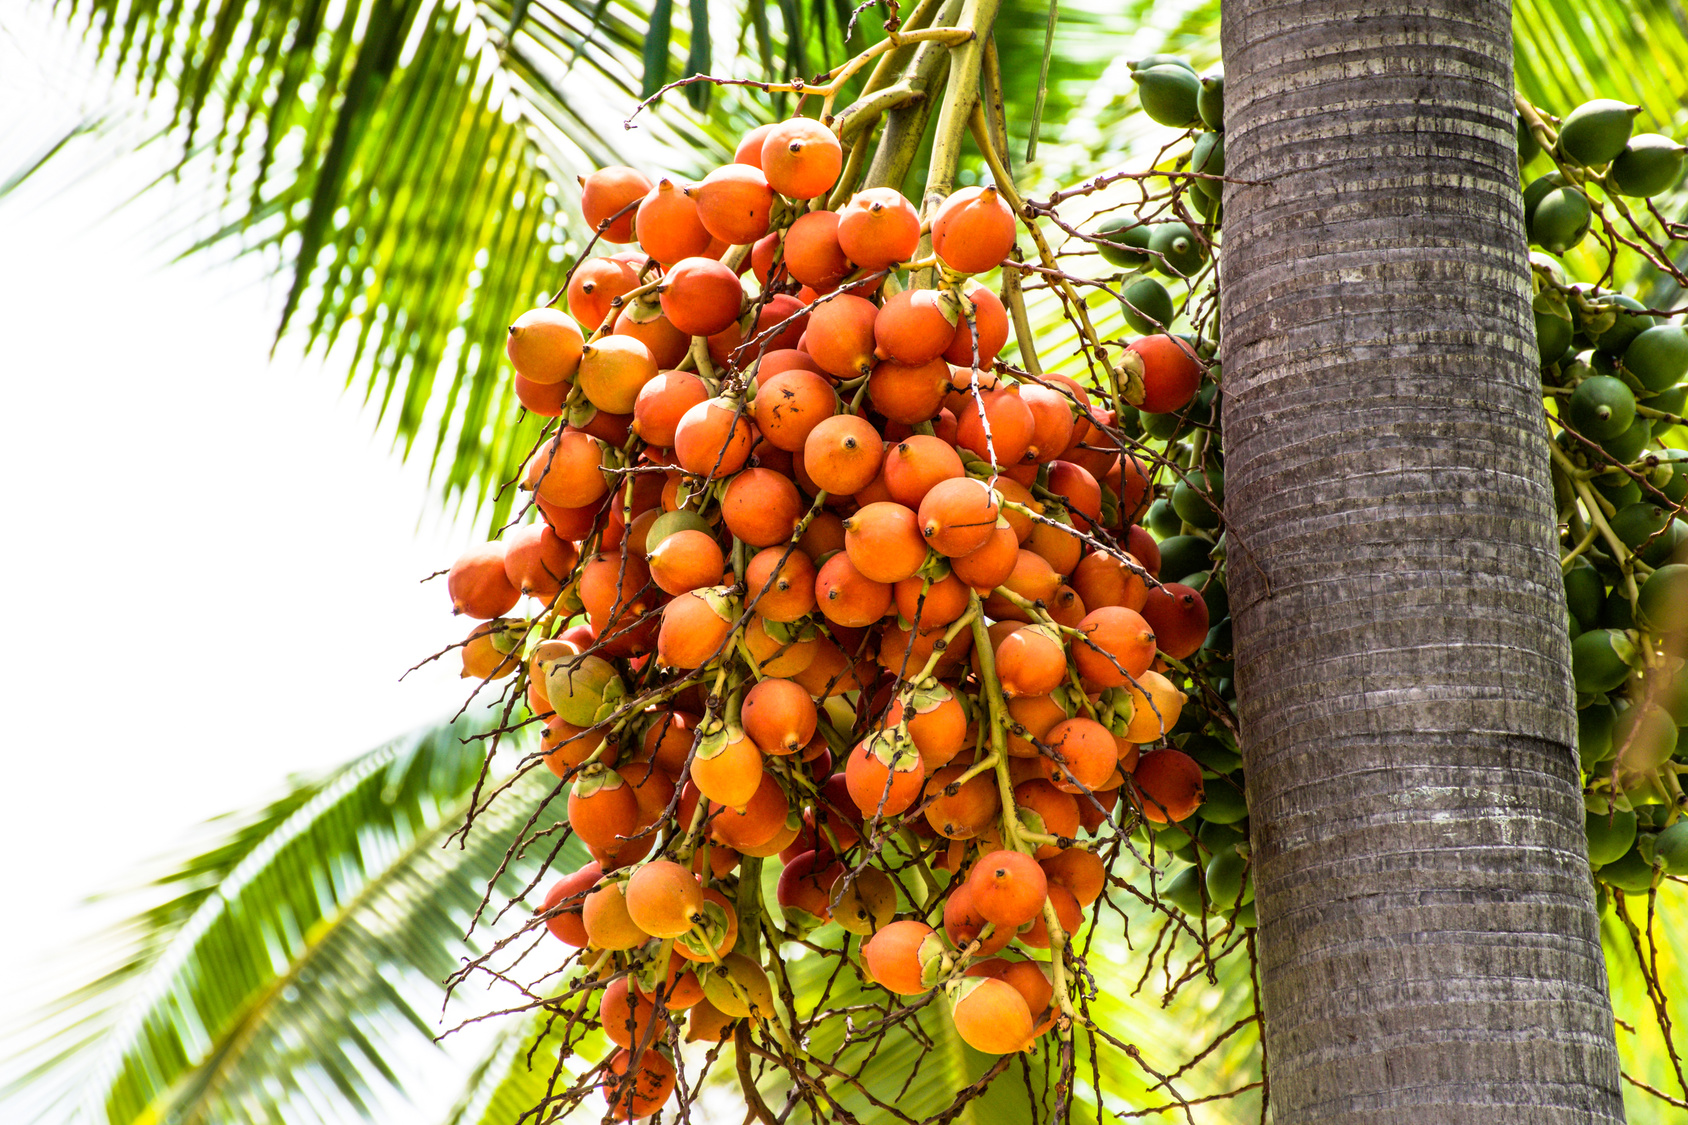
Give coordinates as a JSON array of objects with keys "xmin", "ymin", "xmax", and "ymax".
[{"xmin": 1219, "ymin": 2, "xmax": 1624, "ymax": 1122}]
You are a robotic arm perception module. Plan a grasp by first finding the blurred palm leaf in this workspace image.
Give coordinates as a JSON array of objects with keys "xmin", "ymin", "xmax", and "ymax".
[{"xmin": 3, "ymin": 715, "xmax": 572, "ymax": 1125}]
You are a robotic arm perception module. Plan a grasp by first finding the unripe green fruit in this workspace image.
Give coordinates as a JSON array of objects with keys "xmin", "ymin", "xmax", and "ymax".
[
  {"xmin": 1638, "ymin": 563, "xmax": 1688, "ymax": 633},
  {"xmin": 1145, "ymin": 497, "xmax": 1182, "ymax": 539},
  {"xmin": 1517, "ymin": 112, "xmax": 1542, "ymax": 167},
  {"xmin": 1197, "ymin": 816, "xmax": 1246, "ymax": 854},
  {"xmin": 1609, "ymin": 133, "xmax": 1685, "ymax": 196},
  {"xmin": 1578, "ymin": 703, "xmax": 1616, "ymax": 769},
  {"xmin": 1655, "ymin": 821, "xmax": 1688, "ymax": 874},
  {"xmin": 1156, "ymin": 535, "xmax": 1213, "ymax": 583},
  {"xmin": 1535, "ymin": 307, "xmax": 1573, "ymax": 365},
  {"xmin": 1130, "ymin": 54, "xmax": 1196, "ymax": 74},
  {"xmin": 1198, "ymin": 72, "xmax": 1224, "ymax": 131},
  {"xmin": 1611, "ymin": 501, "xmax": 1671, "ymax": 550},
  {"xmin": 1566, "ymin": 375, "xmax": 1636, "ymax": 440},
  {"xmin": 1586, "ymin": 808, "xmax": 1638, "ymax": 867},
  {"xmin": 1140, "ymin": 409, "xmax": 1186, "ymax": 440},
  {"xmin": 1205, "ymin": 847, "xmax": 1252, "ymax": 906},
  {"xmin": 1149, "ymin": 221, "xmax": 1207, "ymax": 277},
  {"xmin": 1598, "ymin": 585, "xmax": 1634, "ymax": 630},
  {"xmin": 1648, "ymin": 388, "xmax": 1688, "ymax": 440},
  {"xmin": 1094, "ymin": 215, "xmax": 1153, "ymax": 268},
  {"xmin": 1196, "ymin": 780, "xmax": 1248, "ymax": 825},
  {"xmin": 1591, "ymin": 472, "xmax": 1642, "ymax": 511},
  {"xmin": 1571, "ymin": 628, "xmax": 1637, "ymax": 694},
  {"xmin": 1563, "ymin": 559, "xmax": 1605, "ymax": 631},
  {"xmin": 1650, "ymin": 449, "xmax": 1688, "ymax": 503},
  {"xmin": 1522, "ymin": 172, "xmax": 1566, "ymax": 229},
  {"xmin": 1623, "ymin": 325, "xmax": 1688, "ymax": 393},
  {"xmin": 1530, "ymin": 186, "xmax": 1592, "ymax": 254},
  {"xmin": 1558, "ymin": 99, "xmax": 1641, "ymax": 167},
  {"xmin": 1614, "ymin": 702, "xmax": 1680, "ymax": 770},
  {"xmin": 1590, "ymin": 293, "xmax": 1660, "ymax": 355},
  {"xmin": 1639, "ymin": 519, "xmax": 1688, "ymax": 567},
  {"xmin": 1132, "ymin": 65, "xmax": 1202, "ymax": 128},
  {"xmin": 1596, "ymin": 846, "xmax": 1658, "ymax": 893},
  {"xmin": 1171, "ymin": 470, "xmax": 1222, "ymax": 530},
  {"xmin": 1599, "ymin": 416, "xmax": 1652, "ymax": 464},
  {"xmin": 1191, "ymin": 131, "xmax": 1225, "ymax": 200},
  {"xmin": 1120, "ymin": 276, "xmax": 1175, "ymax": 334},
  {"xmin": 1162, "ymin": 864, "xmax": 1206, "ymax": 915}
]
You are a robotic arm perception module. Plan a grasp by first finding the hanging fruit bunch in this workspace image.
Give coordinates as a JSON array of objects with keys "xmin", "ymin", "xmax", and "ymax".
[
  {"xmin": 1517, "ymin": 98, "xmax": 1688, "ymax": 900},
  {"xmin": 432, "ymin": 19, "xmax": 1249, "ymax": 1122}
]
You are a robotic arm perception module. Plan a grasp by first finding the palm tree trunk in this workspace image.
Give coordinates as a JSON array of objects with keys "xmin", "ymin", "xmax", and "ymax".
[{"xmin": 1218, "ymin": 2, "xmax": 1625, "ymax": 1120}]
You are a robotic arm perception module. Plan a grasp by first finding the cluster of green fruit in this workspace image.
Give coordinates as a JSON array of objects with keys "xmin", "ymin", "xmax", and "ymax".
[
  {"xmin": 1074, "ymin": 55, "xmax": 1249, "ymax": 923},
  {"xmin": 1526, "ymin": 101, "xmax": 1688, "ymax": 898}
]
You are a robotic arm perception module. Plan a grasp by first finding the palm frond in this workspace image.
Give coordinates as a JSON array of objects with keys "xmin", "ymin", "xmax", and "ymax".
[{"xmin": 4, "ymin": 714, "xmax": 568, "ymax": 1125}]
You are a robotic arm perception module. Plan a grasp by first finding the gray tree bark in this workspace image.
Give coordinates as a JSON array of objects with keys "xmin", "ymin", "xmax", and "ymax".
[{"xmin": 1217, "ymin": 2, "xmax": 1626, "ymax": 1121}]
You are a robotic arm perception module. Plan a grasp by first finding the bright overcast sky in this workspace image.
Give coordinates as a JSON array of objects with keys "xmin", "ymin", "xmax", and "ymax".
[{"xmin": 0, "ymin": 3, "xmax": 484, "ymax": 1062}]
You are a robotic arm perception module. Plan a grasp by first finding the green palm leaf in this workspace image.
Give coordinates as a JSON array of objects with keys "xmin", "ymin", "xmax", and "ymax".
[{"xmin": 4, "ymin": 715, "xmax": 575, "ymax": 1125}]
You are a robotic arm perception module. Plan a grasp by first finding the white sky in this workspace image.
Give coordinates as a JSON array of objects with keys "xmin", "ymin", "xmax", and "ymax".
[{"xmin": 0, "ymin": 0, "xmax": 488, "ymax": 1088}]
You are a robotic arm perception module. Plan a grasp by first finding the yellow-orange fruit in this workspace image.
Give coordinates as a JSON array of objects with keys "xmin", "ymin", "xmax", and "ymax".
[
  {"xmin": 514, "ymin": 372, "xmax": 569, "ymax": 416},
  {"xmin": 578, "ymin": 550, "xmax": 652, "ymax": 645},
  {"xmin": 924, "ymin": 763, "xmax": 1000, "ymax": 839},
  {"xmin": 503, "ymin": 521, "xmax": 578, "ymax": 600},
  {"xmin": 753, "ymin": 368, "xmax": 836, "ymax": 452},
  {"xmin": 721, "ymin": 467, "xmax": 804, "ymax": 547},
  {"xmin": 845, "ymin": 735, "xmax": 924, "ymax": 818},
  {"xmin": 743, "ymin": 547, "xmax": 818, "ymax": 621},
  {"xmin": 1122, "ymin": 670, "xmax": 1187, "ymax": 745},
  {"xmin": 868, "ymin": 357, "xmax": 951, "ymax": 425},
  {"xmin": 636, "ymin": 178, "xmax": 711, "ymax": 264},
  {"xmin": 742, "ymin": 676, "xmax": 818, "ymax": 754},
  {"xmin": 783, "ymin": 210, "xmax": 850, "ymax": 292},
  {"xmin": 643, "ymin": 709, "xmax": 701, "ymax": 776},
  {"xmin": 603, "ymin": 1047, "xmax": 675, "ymax": 1120},
  {"xmin": 952, "ymin": 977, "xmax": 1034, "ymax": 1054},
  {"xmin": 903, "ymin": 692, "xmax": 968, "ymax": 768},
  {"xmin": 568, "ymin": 767, "xmax": 642, "ymax": 851},
  {"xmin": 931, "ymin": 185, "xmax": 1017, "ymax": 274},
  {"xmin": 539, "ymin": 861, "xmax": 602, "ymax": 946},
  {"xmin": 633, "ymin": 369, "xmax": 709, "ymax": 447},
  {"xmin": 893, "ymin": 571, "xmax": 970, "ymax": 628},
  {"xmin": 805, "ymin": 294, "xmax": 880, "ymax": 379},
  {"xmin": 693, "ymin": 164, "xmax": 774, "ymax": 245},
  {"xmin": 1130, "ymin": 333, "xmax": 1203, "ymax": 414},
  {"xmin": 918, "ymin": 477, "xmax": 1000, "ymax": 558},
  {"xmin": 1132, "ymin": 747, "xmax": 1202, "ymax": 825},
  {"xmin": 506, "ymin": 307, "xmax": 585, "ymax": 385},
  {"xmin": 1072, "ymin": 606, "xmax": 1157, "ymax": 689},
  {"xmin": 542, "ymin": 717, "xmax": 608, "ymax": 777},
  {"xmin": 798, "ymin": 509, "xmax": 847, "ymax": 558},
  {"xmin": 862, "ymin": 919, "xmax": 936, "ymax": 994},
  {"xmin": 449, "ymin": 542, "xmax": 520, "ymax": 619},
  {"xmin": 874, "ymin": 289, "xmax": 958, "ymax": 365},
  {"xmin": 837, "ymin": 187, "xmax": 921, "ymax": 270},
  {"xmin": 1071, "ymin": 550, "xmax": 1150, "ymax": 612},
  {"xmin": 674, "ymin": 396, "xmax": 756, "ymax": 478},
  {"xmin": 952, "ymin": 524, "xmax": 1020, "ymax": 590},
  {"xmin": 1005, "ymin": 695, "xmax": 1066, "ymax": 758},
  {"xmin": 691, "ymin": 729, "xmax": 765, "ymax": 809},
  {"xmin": 761, "ymin": 118, "xmax": 843, "ymax": 200},
  {"xmin": 461, "ymin": 620, "xmax": 520, "ymax": 680},
  {"xmin": 843, "ymin": 501, "xmax": 928, "ymax": 583},
  {"xmin": 955, "ymin": 386, "xmax": 1036, "ymax": 466},
  {"xmin": 625, "ymin": 859, "xmax": 705, "ymax": 937},
  {"xmin": 613, "ymin": 302, "xmax": 690, "ymax": 368},
  {"xmin": 816, "ymin": 551, "xmax": 893, "ymax": 627},
  {"xmin": 647, "ymin": 529, "xmax": 725, "ymax": 596},
  {"xmin": 657, "ymin": 588, "xmax": 735, "ymax": 668},
  {"xmin": 524, "ymin": 430, "xmax": 609, "ymax": 508},
  {"xmin": 601, "ymin": 977, "xmax": 668, "ymax": 1052},
  {"xmin": 658, "ymin": 256, "xmax": 744, "ymax": 338},
  {"xmin": 1047, "ymin": 585, "xmax": 1087, "ymax": 629},
  {"xmin": 710, "ymin": 293, "xmax": 808, "ymax": 370},
  {"xmin": 790, "ymin": 635, "xmax": 864, "ymax": 698},
  {"xmin": 754, "ymin": 347, "xmax": 827, "ymax": 384},
  {"xmin": 583, "ymin": 882, "xmax": 648, "ymax": 950},
  {"xmin": 1019, "ymin": 883, "xmax": 1082, "ymax": 949},
  {"xmin": 734, "ymin": 122, "xmax": 776, "ymax": 167},
  {"xmin": 1020, "ymin": 386, "xmax": 1078, "ymax": 465},
  {"xmin": 804, "ymin": 413, "xmax": 883, "ymax": 494},
  {"xmin": 1141, "ymin": 581, "xmax": 1211, "ymax": 660},
  {"xmin": 1043, "ymin": 717, "xmax": 1119, "ymax": 793},
  {"xmin": 996, "ymin": 626, "xmax": 1070, "ymax": 698},
  {"xmin": 637, "ymin": 953, "xmax": 705, "ymax": 1011},
  {"xmin": 567, "ymin": 256, "xmax": 642, "ymax": 330},
  {"xmin": 944, "ymin": 880, "xmax": 1014, "ymax": 955},
  {"xmin": 1026, "ymin": 515, "xmax": 1083, "ymax": 576},
  {"xmin": 985, "ymin": 550, "xmax": 1064, "ymax": 621},
  {"xmin": 1040, "ymin": 848, "xmax": 1106, "ymax": 907},
  {"xmin": 744, "ymin": 614, "xmax": 819, "ymax": 677},
  {"xmin": 882, "ymin": 435, "xmax": 964, "ymax": 507},
  {"xmin": 944, "ymin": 280, "xmax": 1010, "ymax": 367},
  {"xmin": 710, "ymin": 773, "xmax": 791, "ymax": 849},
  {"xmin": 967, "ymin": 849, "xmax": 1048, "ymax": 926},
  {"xmin": 582, "ymin": 166, "xmax": 653, "ymax": 242},
  {"xmin": 577, "ymin": 335, "xmax": 659, "ymax": 414}
]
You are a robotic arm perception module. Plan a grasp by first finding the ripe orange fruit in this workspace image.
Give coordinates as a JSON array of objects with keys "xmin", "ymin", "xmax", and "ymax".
[
  {"xmin": 1132, "ymin": 748, "xmax": 1203, "ymax": 824},
  {"xmin": 647, "ymin": 528, "xmax": 725, "ymax": 595},
  {"xmin": 690, "ymin": 728, "xmax": 766, "ymax": 808},
  {"xmin": 923, "ymin": 763, "xmax": 1000, "ymax": 839},
  {"xmin": 1128, "ymin": 334, "xmax": 1202, "ymax": 414},
  {"xmin": 449, "ymin": 542, "xmax": 520, "ymax": 619},
  {"xmin": 783, "ymin": 210, "xmax": 851, "ymax": 291},
  {"xmin": 710, "ymin": 772, "xmax": 791, "ymax": 849},
  {"xmin": 743, "ymin": 547, "xmax": 818, "ymax": 621},
  {"xmin": 845, "ymin": 734, "xmax": 926, "ymax": 817},
  {"xmin": 674, "ymin": 396, "xmax": 756, "ymax": 478},
  {"xmin": 584, "ymin": 882, "xmax": 648, "ymax": 950},
  {"xmin": 951, "ymin": 524, "xmax": 1021, "ymax": 590},
  {"xmin": 657, "ymin": 588, "xmax": 736, "ymax": 668},
  {"xmin": 1040, "ymin": 848, "xmax": 1106, "ymax": 907},
  {"xmin": 1140, "ymin": 581, "xmax": 1211, "ymax": 659},
  {"xmin": 754, "ymin": 368, "xmax": 836, "ymax": 452},
  {"xmin": 625, "ymin": 859, "xmax": 705, "ymax": 937},
  {"xmin": 581, "ymin": 166, "xmax": 653, "ymax": 242},
  {"xmin": 862, "ymin": 919, "xmax": 937, "ymax": 994},
  {"xmin": 951, "ymin": 977, "xmax": 1034, "ymax": 1054},
  {"xmin": 539, "ymin": 861, "xmax": 602, "ymax": 946},
  {"xmin": 659, "ymin": 256, "xmax": 745, "ymax": 337},
  {"xmin": 568, "ymin": 766, "xmax": 642, "ymax": 851},
  {"xmin": 943, "ymin": 880, "xmax": 1014, "ymax": 955},
  {"xmin": 721, "ymin": 467, "xmax": 804, "ymax": 546},
  {"xmin": 524, "ymin": 430, "xmax": 610, "ymax": 508},
  {"xmin": 603, "ymin": 1047, "xmax": 676, "ymax": 1120},
  {"xmin": 506, "ymin": 307, "xmax": 585, "ymax": 385},
  {"xmin": 804, "ymin": 413, "xmax": 883, "ymax": 494},
  {"xmin": 843, "ymin": 502, "xmax": 929, "ymax": 583},
  {"xmin": 761, "ymin": 118, "xmax": 843, "ymax": 200},
  {"xmin": 1018, "ymin": 883, "xmax": 1082, "ymax": 949},
  {"xmin": 944, "ymin": 280, "xmax": 1010, "ymax": 367},
  {"xmin": 1072, "ymin": 606, "xmax": 1157, "ymax": 688},
  {"xmin": 612, "ymin": 301, "xmax": 690, "ymax": 367},
  {"xmin": 636, "ymin": 177, "xmax": 711, "ymax": 264},
  {"xmin": 868, "ymin": 357, "xmax": 951, "ymax": 424},
  {"xmin": 577, "ymin": 335, "xmax": 659, "ymax": 414},
  {"xmin": 504, "ymin": 521, "xmax": 578, "ymax": 599},
  {"xmin": 875, "ymin": 289, "xmax": 959, "ymax": 365},
  {"xmin": 632, "ymin": 369, "xmax": 709, "ymax": 448},
  {"xmin": 955, "ymin": 386, "xmax": 1036, "ymax": 466},
  {"xmin": 1121, "ymin": 669, "xmax": 1187, "ymax": 744},
  {"xmin": 995, "ymin": 626, "xmax": 1070, "ymax": 698},
  {"xmin": 1071, "ymin": 550, "xmax": 1150, "ymax": 613},
  {"xmin": 918, "ymin": 477, "xmax": 1001, "ymax": 557},
  {"xmin": 968, "ymin": 850, "xmax": 1048, "ymax": 927},
  {"xmin": 693, "ymin": 164, "xmax": 775, "ymax": 245},
  {"xmin": 816, "ymin": 551, "xmax": 893, "ymax": 627},
  {"xmin": 837, "ymin": 187, "xmax": 921, "ymax": 270},
  {"xmin": 805, "ymin": 294, "xmax": 880, "ymax": 379},
  {"xmin": 882, "ymin": 435, "xmax": 964, "ymax": 507},
  {"xmin": 931, "ymin": 185, "xmax": 1017, "ymax": 274},
  {"xmin": 1043, "ymin": 717, "xmax": 1119, "ymax": 793},
  {"xmin": 567, "ymin": 255, "xmax": 641, "ymax": 330},
  {"xmin": 742, "ymin": 676, "xmax": 819, "ymax": 755}
]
